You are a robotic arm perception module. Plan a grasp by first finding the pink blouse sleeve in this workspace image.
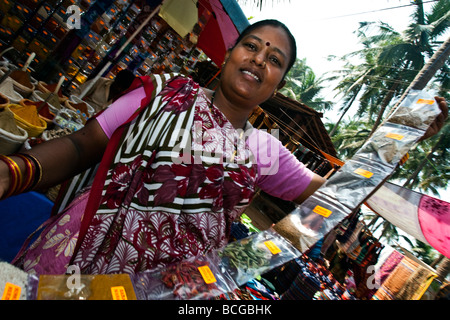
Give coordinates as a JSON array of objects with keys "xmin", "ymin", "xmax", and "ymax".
[
  {"xmin": 95, "ymin": 86, "xmax": 146, "ymax": 139},
  {"xmin": 247, "ymin": 129, "xmax": 314, "ymax": 201}
]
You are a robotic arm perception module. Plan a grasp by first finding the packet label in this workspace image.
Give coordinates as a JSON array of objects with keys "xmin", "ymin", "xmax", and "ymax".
[
  {"xmin": 416, "ymin": 98, "xmax": 435, "ymax": 105},
  {"xmin": 1, "ymin": 282, "xmax": 21, "ymax": 300},
  {"xmin": 111, "ymin": 286, "xmax": 128, "ymax": 300},
  {"xmin": 313, "ymin": 205, "xmax": 332, "ymax": 218},
  {"xmin": 385, "ymin": 132, "xmax": 404, "ymax": 140},
  {"xmin": 198, "ymin": 265, "xmax": 217, "ymax": 284},
  {"xmin": 354, "ymin": 168, "xmax": 374, "ymax": 178},
  {"xmin": 264, "ymin": 240, "xmax": 282, "ymax": 254}
]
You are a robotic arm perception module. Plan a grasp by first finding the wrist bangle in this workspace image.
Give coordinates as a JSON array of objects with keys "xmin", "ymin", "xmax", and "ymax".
[{"xmin": 0, "ymin": 155, "xmax": 22, "ymax": 198}]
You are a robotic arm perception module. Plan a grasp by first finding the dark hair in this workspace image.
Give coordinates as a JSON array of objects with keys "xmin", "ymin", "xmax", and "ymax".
[{"xmin": 232, "ymin": 19, "xmax": 297, "ymax": 77}]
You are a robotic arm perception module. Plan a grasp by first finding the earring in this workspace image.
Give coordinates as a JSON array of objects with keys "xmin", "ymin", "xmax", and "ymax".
[{"xmin": 273, "ymin": 89, "xmax": 278, "ymax": 97}]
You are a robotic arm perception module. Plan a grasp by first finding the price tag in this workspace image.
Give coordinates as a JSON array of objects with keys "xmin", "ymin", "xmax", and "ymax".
[
  {"xmin": 385, "ymin": 132, "xmax": 404, "ymax": 140},
  {"xmin": 198, "ymin": 265, "xmax": 217, "ymax": 284},
  {"xmin": 1, "ymin": 282, "xmax": 21, "ymax": 300},
  {"xmin": 264, "ymin": 240, "xmax": 282, "ymax": 254},
  {"xmin": 416, "ymin": 98, "xmax": 435, "ymax": 105},
  {"xmin": 111, "ymin": 286, "xmax": 128, "ymax": 300},
  {"xmin": 313, "ymin": 205, "xmax": 332, "ymax": 218},
  {"xmin": 354, "ymin": 168, "xmax": 373, "ymax": 178}
]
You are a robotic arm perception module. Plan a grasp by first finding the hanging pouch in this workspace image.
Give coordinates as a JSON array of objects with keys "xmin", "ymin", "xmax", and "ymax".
[
  {"xmin": 132, "ymin": 253, "xmax": 237, "ymax": 300},
  {"xmin": 274, "ymin": 193, "xmax": 352, "ymax": 252},
  {"xmin": 318, "ymin": 157, "xmax": 391, "ymax": 209},
  {"xmin": 354, "ymin": 122, "xmax": 424, "ymax": 166},
  {"xmin": 387, "ymin": 90, "xmax": 441, "ymax": 131},
  {"xmin": 216, "ymin": 228, "xmax": 301, "ymax": 286}
]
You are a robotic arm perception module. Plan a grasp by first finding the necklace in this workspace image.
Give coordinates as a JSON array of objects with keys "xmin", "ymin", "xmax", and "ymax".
[{"xmin": 208, "ymin": 91, "xmax": 246, "ymax": 163}]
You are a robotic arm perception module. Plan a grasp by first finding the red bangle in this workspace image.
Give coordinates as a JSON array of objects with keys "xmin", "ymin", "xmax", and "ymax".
[
  {"xmin": 13, "ymin": 153, "xmax": 36, "ymax": 193},
  {"xmin": 0, "ymin": 155, "xmax": 22, "ymax": 198}
]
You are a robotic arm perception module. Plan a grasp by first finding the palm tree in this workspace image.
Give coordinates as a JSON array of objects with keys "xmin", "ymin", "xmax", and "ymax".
[
  {"xmin": 330, "ymin": 0, "xmax": 449, "ymax": 137},
  {"xmin": 279, "ymin": 58, "xmax": 333, "ymax": 112}
]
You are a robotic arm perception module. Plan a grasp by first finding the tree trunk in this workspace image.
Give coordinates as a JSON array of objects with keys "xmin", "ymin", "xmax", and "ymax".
[
  {"xmin": 368, "ymin": 81, "xmax": 400, "ymax": 136},
  {"xmin": 329, "ymin": 89, "xmax": 360, "ymax": 136}
]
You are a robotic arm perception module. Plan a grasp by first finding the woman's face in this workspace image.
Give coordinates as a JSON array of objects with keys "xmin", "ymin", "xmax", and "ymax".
[{"xmin": 220, "ymin": 25, "xmax": 292, "ymax": 106}]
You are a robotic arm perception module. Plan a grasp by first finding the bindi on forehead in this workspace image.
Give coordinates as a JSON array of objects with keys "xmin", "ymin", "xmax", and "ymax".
[{"xmin": 266, "ymin": 41, "xmax": 270, "ymax": 46}]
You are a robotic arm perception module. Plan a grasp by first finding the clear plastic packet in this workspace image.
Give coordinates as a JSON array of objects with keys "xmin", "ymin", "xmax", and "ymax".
[
  {"xmin": 216, "ymin": 228, "xmax": 301, "ymax": 286},
  {"xmin": 0, "ymin": 261, "xmax": 37, "ymax": 300},
  {"xmin": 317, "ymin": 157, "xmax": 392, "ymax": 209},
  {"xmin": 354, "ymin": 122, "xmax": 424, "ymax": 166},
  {"xmin": 273, "ymin": 193, "xmax": 352, "ymax": 252},
  {"xmin": 387, "ymin": 90, "xmax": 441, "ymax": 131},
  {"xmin": 132, "ymin": 254, "xmax": 237, "ymax": 300},
  {"xmin": 33, "ymin": 274, "xmax": 137, "ymax": 300}
]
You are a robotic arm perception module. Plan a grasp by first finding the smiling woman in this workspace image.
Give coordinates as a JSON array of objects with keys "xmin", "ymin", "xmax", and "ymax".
[{"xmin": 1, "ymin": 19, "xmax": 447, "ymax": 276}]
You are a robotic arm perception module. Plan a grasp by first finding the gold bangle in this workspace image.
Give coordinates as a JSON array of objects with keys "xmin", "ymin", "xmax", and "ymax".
[
  {"xmin": 15, "ymin": 153, "xmax": 42, "ymax": 188},
  {"xmin": 13, "ymin": 153, "xmax": 35, "ymax": 193}
]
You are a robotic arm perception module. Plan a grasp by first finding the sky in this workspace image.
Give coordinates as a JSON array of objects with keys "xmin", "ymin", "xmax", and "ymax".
[{"xmin": 237, "ymin": 0, "xmax": 437, "ymax": 82}]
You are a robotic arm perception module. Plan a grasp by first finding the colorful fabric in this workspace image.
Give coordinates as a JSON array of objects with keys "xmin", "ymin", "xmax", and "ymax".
[
  {"xmin": 372, "ymin": 256, "xmax": 418, "ymax": 300},
  {"xmin": 366, "ymin": 182, "xmax": 450, "ymax": 258},
  {"xmin": 14, "ymin": 74, "xmax": 258, "ymax": 274}
]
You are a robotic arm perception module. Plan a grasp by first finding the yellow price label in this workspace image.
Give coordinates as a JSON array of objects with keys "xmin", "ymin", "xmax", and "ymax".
[
  {"xmin": 198, "ymin": 265, "xmax": 217, "ymax": 284},
  {"xmin": 264, "ymin": 240, "xmax": 282, "ymax": 254},
  {"xmin": 111, "ymin": 286, "xmax": 128, "ymax": 300},
  {"xmin": 313, "ymin": 205, "xmax": 332, "ymax": 218},
  {"xmin": 416, "ymin": 98, "xmax": 435, "ymax": 105},
  {"xmin": 385, "ymin": 132, "xmax": 404, "ymax": 140},
  {"xmin": 1, "ymin": 283, "xmax": 21, "ymax": 300},
  {"xmin": 354, "ymin": 168, "xmax": 373, "ymax": 178}
]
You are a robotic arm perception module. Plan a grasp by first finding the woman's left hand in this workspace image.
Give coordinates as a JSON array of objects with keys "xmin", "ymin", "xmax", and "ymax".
[{"xmin": 419, "ymin": 96, "xmax": 448, "ymax": 141}]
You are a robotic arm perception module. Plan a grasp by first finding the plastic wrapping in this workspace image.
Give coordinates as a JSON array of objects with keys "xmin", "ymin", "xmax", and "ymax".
[
  {"xmin": 217, "ymin": 228, "xmax": 301, "ymax": 286},
  {"xmin": 132, "ymin": 254, "xmax": 237, "ymax": 300},
  {"xmin": 273, "ymin": 194, "xmax": 351, "ymax": 252},
  {"xmin": 354, "ymin": 122, "xmax": 424, "ymax": 166},
  {"xmin": 317, "ymin": 157, "xmax": 392, "ymax": 209},
  {"xmin": 33, "ymin": 274, "xmax": 137, "ymax": 300},
  {"xmin": 388, "ymin": 90, "xmax": 441, "ymax": 131}
]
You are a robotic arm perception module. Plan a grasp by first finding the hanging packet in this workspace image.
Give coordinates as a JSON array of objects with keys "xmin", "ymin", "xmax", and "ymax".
[
  {"xmin": 217, "ymin": 228, "xmax": 301, "ymax": 286},
  {"xmin": 387, "ymin": 89, "xmax": 442, "ymax": 131},
  {"xmin": 132, "ymin": 253, "xmax": 237, "ymax": 300},
  {"xmin": 274, "ymin": 193, "xmax": 352, "ymax": 252},
  {"xmin": 32, "ymin": 274, "xmax": 137, "ymax": 300},
  {"xmin": 354, "ymin": 122, "xmax": 424, "ymax": 166},
  {"xmin": 317, "ymin": 157, "xmax": 391, "ymax": 209}
]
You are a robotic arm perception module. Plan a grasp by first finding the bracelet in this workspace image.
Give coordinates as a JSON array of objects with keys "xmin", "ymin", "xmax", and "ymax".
[
  {"xmin": 0, "ymin": 155, "xmax": 22, "ymax": 198},
  {"xmin": 13, "ymin": 153, "xmax": 36, "ymax": 193},
  {"xmin": 14, "ymin": 153, "xmax": 43, "ymax": 190}
]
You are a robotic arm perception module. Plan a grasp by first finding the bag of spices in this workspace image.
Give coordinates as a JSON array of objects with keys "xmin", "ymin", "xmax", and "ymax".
[
  {"xmin": 217, "ymin": 228, "xmax": 301, "ymax": 286},
  {"xmin": 132, "ymin": 254, "xmax": 237, "ymax": 300},
  {"xmin": 388, "ymin": 90, "xmax": 441, "ymax": 131},
  {"xmin": 317, "ymin": 157, "xmax": 391, "ymax": 209},
  {"xmin": 33, "ymin": 274, "xmax": 137, "ymax": 300},
  {"xmin": 354, "ymin": 122, "xmax": 424, "ymax": 166},
  {"xmin": 274, "ymin": 193, "xmax": 352, "ymax": 253}
]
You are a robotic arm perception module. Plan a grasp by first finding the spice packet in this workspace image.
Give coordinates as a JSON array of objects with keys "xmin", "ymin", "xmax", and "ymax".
[
  {"xmin": 317, "ymin": 157, "xmax": 391, "ymax": 209},
  {"xmin": 216, "ymin": 228, "xmax": 301, "ymax": 286},
  {"xmin": 273, "ymin": 193, "xmax": 352, "ymax": 253},
  {"xmin": 354, "ymin": 122, "xmax": 424, "ymax": 166},
  {"xmin": 132, "ymin": 254, "xmax": 237, "ymax": 300},
  {"xmin": 34, "ymin": 274, "xmax": 137, "ymax": 300},
  {"xmin": 387, "ymin": 90, "xmax": 441, "ymax": 131}
]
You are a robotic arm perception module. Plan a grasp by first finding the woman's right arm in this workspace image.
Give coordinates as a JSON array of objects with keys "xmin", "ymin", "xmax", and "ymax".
[{"xmin": 0, "ymin": 118, "xmax": 109, "ymax": 198}]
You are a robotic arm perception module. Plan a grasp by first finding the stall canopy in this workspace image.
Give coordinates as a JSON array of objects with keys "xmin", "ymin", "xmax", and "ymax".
[
  {"xmin": 366, "ymin": 182, "xmax": 450, "ymax": 259},
  {"xmin": 159, "ymin": 0, "xmax": 250, "ymax": 66}
]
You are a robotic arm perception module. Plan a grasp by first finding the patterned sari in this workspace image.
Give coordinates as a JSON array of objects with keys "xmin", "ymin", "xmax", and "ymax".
[{"xmin": 14, "ymin": 74, "xmax": 257, "ymax": 274}]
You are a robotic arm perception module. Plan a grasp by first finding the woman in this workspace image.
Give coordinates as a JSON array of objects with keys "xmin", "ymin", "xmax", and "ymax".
[{"xmin": 0, "ymin": 20, "xmax": 447, "ymax": 275}]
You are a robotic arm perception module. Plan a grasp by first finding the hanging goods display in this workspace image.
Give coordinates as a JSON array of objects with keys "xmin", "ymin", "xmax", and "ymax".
[{"xmin": 272, "ymin": 89, "xmax": 442, "ymax": 252}]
